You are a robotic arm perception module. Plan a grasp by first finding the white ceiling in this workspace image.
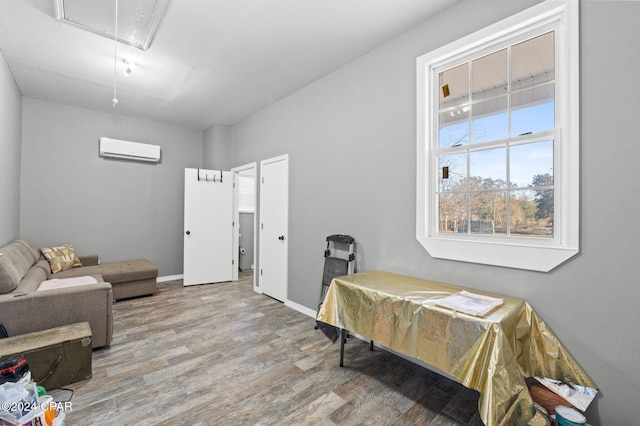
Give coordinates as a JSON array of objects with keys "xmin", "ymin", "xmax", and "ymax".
[{"xmin": 0, "ymin": 0, "xmax": 459, "ymax": 131}]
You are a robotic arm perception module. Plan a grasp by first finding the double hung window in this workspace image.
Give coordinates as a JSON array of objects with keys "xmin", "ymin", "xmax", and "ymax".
[{"xmin": 416, "ymin": 1, "xmax": 579, "ymax": 271}]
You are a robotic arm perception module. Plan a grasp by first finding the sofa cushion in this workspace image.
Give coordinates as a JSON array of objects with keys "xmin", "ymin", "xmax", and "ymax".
[
  {"xmin": 56, "ymin": 260, "xmax": 157, "ymax": 284},
  {"xmin": 15, "ymin": 265, "xmax": 49, "ymax": 293},
  {"xmin": 15, "ymin": 239, "xmax": 42, "ymax": 263},
  {"xmin": 40, "ymin": 243, "xmax": 83, "ymax": 274},
  {"xmin": 0, "ymin": 252, "xmax": 21, "ymax": 294},
  {"xmin": 33, "ymin": 259, "xmax": 53, "ymax": 279},
  {"xmin": 38, "ymin": 276, "xmax": 99, "ymax": 291},
  {"xmin": 0, "ymin": 240, "xmax": 42, "ymax": 294}
]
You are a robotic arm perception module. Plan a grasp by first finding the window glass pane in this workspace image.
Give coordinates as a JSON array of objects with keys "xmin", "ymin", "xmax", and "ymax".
[
  {"xmin": 439, "ymin": 110, "xmax": 469, "ymax": 148},
  {"xmin": 511, "ymin": 31, "xmax": 555, "ymax": 91},
  {"xmin": 238, "ymin": 175, "xmax": 256, "ymax": 212},
  {"xmin": 509, "ymin": 189, "xmax": 553, "ymax": 237},
  {"xmin": 439, "ymin": 63, "xmax": 469, "ymax": 109},
  {"xmin": 438, "ymin": 153, "xmax": 467, "ymax": 192},
  {"xmin": 472, "ymin": 49, "xmax": 507, "ymax": 100},
  {"xmin": 471, "ymin": 96, "xmax": 508, "ymax": 143},
  {"xmin": 469, "ymin": 191, "xmax": 505, "ymax": 235},
  {"xmin": 439, "ymin": 193, "xmax": 468, "ymax": 233},
  {"xmin": 469, "ymin": 148, "xmax": 506, "ymax": 189},
  {"xmin": 511, "ymin": 83, "xmax": 554, "ymax": 136},
  {"xmin": 510, "ymin": 140, "xmax": 554, "ymax": 188}
]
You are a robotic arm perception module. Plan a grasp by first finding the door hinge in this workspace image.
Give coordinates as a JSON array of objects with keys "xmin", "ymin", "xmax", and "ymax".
[
  {"xmin": 262, "ymin": 177, "xmax": 264, "ymax": 184},
  {"xmin": 261, "ymin": 223, "xmax": 264, "ymax": 230},
  {"xmin": 260, "ymin": 269, "xmax": 263, "ymax": 275},
  {"xmin": 232, "ymin": 260, "xmax": 234, "ymax": 265}
]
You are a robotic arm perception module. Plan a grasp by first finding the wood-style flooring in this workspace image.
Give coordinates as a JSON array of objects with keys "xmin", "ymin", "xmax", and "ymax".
[{"xmin": 58, "ymin": 270, "xmax": 482, "ymax": 425}]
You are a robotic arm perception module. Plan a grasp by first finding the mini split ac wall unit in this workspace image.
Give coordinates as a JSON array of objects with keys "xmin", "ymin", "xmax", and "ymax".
[{"xmin": 99, "ymin": 137, "xmax": 161, "ymax": 163}]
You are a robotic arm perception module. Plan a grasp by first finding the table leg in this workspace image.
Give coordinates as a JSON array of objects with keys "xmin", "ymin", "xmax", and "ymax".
[{"xmin": 339, "ymin": 328, "xmax": 346, "ymax": 367}]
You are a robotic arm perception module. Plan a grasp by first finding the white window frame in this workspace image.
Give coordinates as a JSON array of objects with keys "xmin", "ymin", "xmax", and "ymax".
[{"xmin": 416, "ymin": 0, "xmax": 579, "ymax": 272}]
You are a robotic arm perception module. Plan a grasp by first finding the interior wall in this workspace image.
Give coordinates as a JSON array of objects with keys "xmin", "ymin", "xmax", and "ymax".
[
  {"xmin": 239, "ymin": 212, "xmax": 254, "ymax": 270},
  {"xmin": 20, "ymin": 97, "xmax": 204, "ymax": 277},
  {"xmin": 203, "ymin": 122, "xmax": 232, "ymax": 170},
  {"xmin": 0, "ymin": 51, "xmax": 23, "ymax": 245},
  {"xmin": 230, "ymin": 1, "xmax": 639, "ymax": 424}
]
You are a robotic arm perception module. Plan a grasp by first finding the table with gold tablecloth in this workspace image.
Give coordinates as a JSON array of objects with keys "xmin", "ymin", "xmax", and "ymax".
[{"xmin": 316, "ymin": 270, "xmax": 596, "ymax": 426}]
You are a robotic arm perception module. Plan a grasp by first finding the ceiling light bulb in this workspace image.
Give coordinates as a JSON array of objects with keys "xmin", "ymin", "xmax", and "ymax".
[{"xmin": 122, "ymin": 59, "xmax": 136, "ymax": 76}]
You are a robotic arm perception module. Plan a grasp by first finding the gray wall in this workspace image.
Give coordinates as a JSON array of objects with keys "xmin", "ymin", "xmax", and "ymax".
[
  {"xmin": 0, "ymin": 51, "xmax": 23, "ymax": 245},
  {"xmin": 20, "ymin": 98, "xmax": 204, "ymax": 276},
  {"xmin": 239, "ymin": 212, "xmax": 254, "ymax": 270},
  {"xmin": 203, "ymin": 123, "xmax": 232, "ymax": 170},
  {"xmin": 231, "ymin": 1, "xmax": 639, "ymax": 424}
]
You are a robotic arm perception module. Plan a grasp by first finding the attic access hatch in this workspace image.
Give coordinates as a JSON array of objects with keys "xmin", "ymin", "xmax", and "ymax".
[{"xmin": 53, "ymin": 0, "xmax": 168, "ymax": 50}]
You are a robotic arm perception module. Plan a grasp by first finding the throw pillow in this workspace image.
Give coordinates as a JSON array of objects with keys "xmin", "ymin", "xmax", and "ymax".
[{"xmin": 40, "ymin": 243, "xmax": 83, "ymax": 274}]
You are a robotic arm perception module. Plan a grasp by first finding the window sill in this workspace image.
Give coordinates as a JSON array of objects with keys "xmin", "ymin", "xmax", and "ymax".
[{"xmin": 417, "ymin": 235, "xmax": 578, "ymax": 272}]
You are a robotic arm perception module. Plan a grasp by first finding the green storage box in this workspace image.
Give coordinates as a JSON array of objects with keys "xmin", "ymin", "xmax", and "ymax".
[{"xmin": 0, "ymin": 322, "xmax": 92, "ymax": 390}]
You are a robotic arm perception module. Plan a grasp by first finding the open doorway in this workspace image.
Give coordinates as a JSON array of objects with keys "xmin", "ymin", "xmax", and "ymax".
[{"xmin": 232, "ymin": 162, "xmax": 258, "ymax": 291}]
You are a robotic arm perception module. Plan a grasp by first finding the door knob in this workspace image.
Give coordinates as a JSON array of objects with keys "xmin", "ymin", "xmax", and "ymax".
[
  {"xmin": 278, "ymin": 235, "xmax": 285, "ymax": 241},
  {"xmin": 186, "ymin": 230, "xmax": 191, "ymax": 235}
]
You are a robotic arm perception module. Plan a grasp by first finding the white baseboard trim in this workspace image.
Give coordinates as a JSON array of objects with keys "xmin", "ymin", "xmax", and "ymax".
[
  {"xmin": 157, "ymin": 274, "xmax": 184, "ymax": 283},
  {"xmin": 285, "ymin": 299, "xmax": 317, "ymax": 319}
]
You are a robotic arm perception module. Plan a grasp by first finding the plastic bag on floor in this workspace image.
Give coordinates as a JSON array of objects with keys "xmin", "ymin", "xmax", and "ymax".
[{"xmin": 0, "ymin": 372, "xmax": 41, "ymax": 425}]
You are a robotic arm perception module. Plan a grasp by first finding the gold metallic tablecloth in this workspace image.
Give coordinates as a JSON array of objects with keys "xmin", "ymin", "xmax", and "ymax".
[{"xmin": 316, "ymin": 270, "xmax": 596, "ymax": 426}]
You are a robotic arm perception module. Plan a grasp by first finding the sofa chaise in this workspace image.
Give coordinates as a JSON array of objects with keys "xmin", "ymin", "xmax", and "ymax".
[{"xmin": 0, "ymin": 239, "xmax": 158, "ymax": 348}]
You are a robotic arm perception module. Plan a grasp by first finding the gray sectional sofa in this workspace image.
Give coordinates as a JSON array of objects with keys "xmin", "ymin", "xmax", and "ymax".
[{"xmin": 0, "ymin": 239, "xmax": 158, "ymax": 348}]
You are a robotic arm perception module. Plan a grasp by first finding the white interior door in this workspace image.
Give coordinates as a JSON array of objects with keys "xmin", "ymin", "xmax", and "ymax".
[
  {"xmin": 259, "ymin": 155, "xmax": 289, "ymax": 302},
  {"xmin": 184, "ymin": 168, "xmax": 234, "ymax": 286}
]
